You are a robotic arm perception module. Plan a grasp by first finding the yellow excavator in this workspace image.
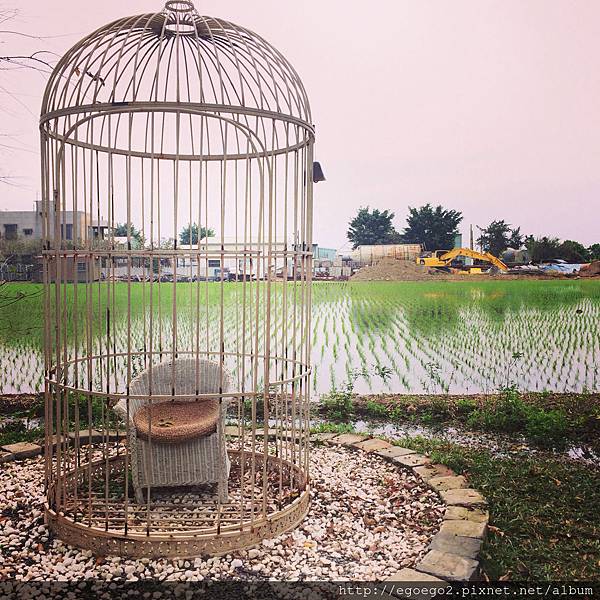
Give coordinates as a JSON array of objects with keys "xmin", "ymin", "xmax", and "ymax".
[{"xmin": 416, "ymin": 248, "xmax": 508, "ymax": 273}]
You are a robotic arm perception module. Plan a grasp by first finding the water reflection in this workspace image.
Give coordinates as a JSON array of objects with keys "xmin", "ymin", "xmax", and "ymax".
[{"xmin": 0, "ymin": 280, "xmax": 599, "ymax": 395}]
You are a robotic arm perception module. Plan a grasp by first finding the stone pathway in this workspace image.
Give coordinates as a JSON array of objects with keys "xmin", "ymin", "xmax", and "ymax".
[{"xmin": 312, "ymin": 432, "xmax": 489, "ymax": 582}]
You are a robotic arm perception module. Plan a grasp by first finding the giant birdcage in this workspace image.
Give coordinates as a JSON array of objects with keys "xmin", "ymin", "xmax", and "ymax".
[{"xmin": 41, "ymin": 0, "xmax": 315, "ymax": 557}]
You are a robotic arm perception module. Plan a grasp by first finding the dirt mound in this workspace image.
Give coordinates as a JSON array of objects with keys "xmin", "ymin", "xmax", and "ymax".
[
  {"xmin": 580, "ymin": 261, "xmax": 600, "ymax": 277},
  {"xmin": 349, "ymin": 257, "xmax": 585, "ymax": 282},
  {"xmin": 351, "ymin": 258, "xmax": 450, "ymax": 281}
]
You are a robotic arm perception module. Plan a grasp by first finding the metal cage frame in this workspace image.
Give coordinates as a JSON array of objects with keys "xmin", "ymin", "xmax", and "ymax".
[{"xmin": 41, "ymin": 0, "xmax": 315, "ymax": 557}]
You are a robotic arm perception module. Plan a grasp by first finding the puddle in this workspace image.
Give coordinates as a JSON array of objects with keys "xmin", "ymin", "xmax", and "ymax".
[
  {"xmin": 0, "ymin": 416, "xmax": 42, "ymax": 431},
  {"xmin": 312, "ymin": 417, "xmax": 600, "ymax": 467}
]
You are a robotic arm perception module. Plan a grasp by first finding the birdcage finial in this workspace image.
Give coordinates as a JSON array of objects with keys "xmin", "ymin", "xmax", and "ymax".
[{"xmin": 164, "ymin": 0, "xmax": 196, "ymax": 14}]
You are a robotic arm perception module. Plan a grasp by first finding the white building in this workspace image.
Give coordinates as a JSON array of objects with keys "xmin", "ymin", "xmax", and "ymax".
[
  {"xmin": 175, "ymin": 237, "xmax": 291, "ymax": 280},
  {"xmin": 0, "ymin": 201, "xmax": 108, "ymax": 243}
]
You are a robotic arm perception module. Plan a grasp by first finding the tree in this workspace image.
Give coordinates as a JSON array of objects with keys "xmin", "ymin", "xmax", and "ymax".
[
  {"xmin": 477, "ymin": 220, "xmax": 523, "ymax": 256},
  {"xmin": 114, "ymin": 222, "xmax": 144, "ymax": 246},
  {"xmin": 347, "ymin": 207, "xmax": 402, "ymax": 249},
  {"xmin": 402, "ymin": 204, "xmax": 463, "ymax": 251},
  {"xmin": 179, "ymin": 224, "xmax": 214, "ymax": 246},
  {"xmin": 0, "ymin": 237, "xmax": 42, "ymax": 261},
  {"xmin": 0, "ymin": 9, "xmax": 57, "ymax": 74},
  {"xmin": 588, "ymin": 244, "xmax": 600, "ymax": 261},
  {"xmin": 558, "ymin": 240, "xmax": 590, "ymax": 263},
  {"xmin": 525, "ymin": 236, "xmax": 561, "ymax": 262},
  {"xmin": 508, "ymin": 227, "xmax": 524, "ymax": 250},
  {"xmin": 526, "ymin": 236, "xmax": 594, "ymax": 263}
]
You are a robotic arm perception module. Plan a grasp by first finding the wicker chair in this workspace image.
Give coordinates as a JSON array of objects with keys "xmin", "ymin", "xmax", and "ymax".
[{"xmin": 114, "ymin": 358, "xmax": 231, "ymax": 504}]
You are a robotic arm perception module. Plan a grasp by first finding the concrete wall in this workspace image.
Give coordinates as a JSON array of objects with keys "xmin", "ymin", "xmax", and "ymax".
[
  {"xmin": 0, "ymin": 202, "xmax": 106, "ymax": 243},
  {"xmin": 0, "ymin": 208, "xmax": 41, "ymax": 240}
]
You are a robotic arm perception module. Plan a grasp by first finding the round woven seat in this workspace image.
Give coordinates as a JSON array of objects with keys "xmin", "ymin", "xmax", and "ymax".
[{"xmin": 133, "ymin": 399, "xmax": 220, "ymax": 444}]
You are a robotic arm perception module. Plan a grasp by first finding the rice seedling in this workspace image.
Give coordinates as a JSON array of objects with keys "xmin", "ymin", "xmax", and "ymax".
[{"xmin": 0, "ymin": 280, "xmax": 598, "ymax": 396}]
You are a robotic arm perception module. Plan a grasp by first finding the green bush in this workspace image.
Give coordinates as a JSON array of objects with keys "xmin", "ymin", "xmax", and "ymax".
[
  {"xmin": 463, "ymin": 387, "xmax": 569, "ymax": 449},
  {"xmin": 365, "ymin": 399, "xmax": 390, "ymax": 418},
  {"xmin": 68, "ymin": 393, "xmax": 122, "ymax": 429},
  {"xmin": 311, "ymin": 422, "xmax": 355, "ymax": 434},
  {"xmin": 467, "ymin": 386, "xmax": 527, "ymax": 433},
  {"xmin": 242, "ymin": 395, "xmax": 265, "ymax": 419},
  {"xmin": 456, "ymin": 397, "xmax": 477, "ymax": 415},
  {"xmin": 524, "ymin": 407, "xmax": 568, "ymax": 450},
  {"xmin": 389, "ymin": 405, "xmax": 408, "ymax": 421},
  {"xmin": 0, "ymin": 421, "xmax": 44, "ymax": 446},
  {"xmin": 419, "ymin": 411, "xmax": 436, "ymax": 426},
  {"xmin": 429, "ymin": 396, "xmax": 451, "ymax": 417},
  {"xmin": 494, "ymin": 386, "xmax": 529, "ymax": 431},
  {"xmin": 322, "ymin": 365, "xmax": 391, "ymax": 421},
  {"xmin": 322, "ymin": 389, "xmax": 354, "ymax": 421}
]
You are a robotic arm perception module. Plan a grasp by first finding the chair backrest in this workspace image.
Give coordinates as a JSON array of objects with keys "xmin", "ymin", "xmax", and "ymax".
[
  {"xmin": 113, "ymin": 358, "xmax": 231, "ymax": 419},
  {"xmin": 130, "ymin": 358, "xmax": 231, "ymax": 397}
]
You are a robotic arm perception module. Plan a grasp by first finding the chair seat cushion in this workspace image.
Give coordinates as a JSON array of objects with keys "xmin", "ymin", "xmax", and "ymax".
[{"xmin": 133, "ymin": 399, "xmax": 220, "ymax": 443}]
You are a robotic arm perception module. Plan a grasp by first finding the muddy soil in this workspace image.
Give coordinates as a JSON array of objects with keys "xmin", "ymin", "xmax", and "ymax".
[
  {"xmin": 0, "ymin": 393, "xmax": 40, "ymax": 414},
  {"xmin": 349, "ymin": 257, "xmax": 583, "ymax": 282}
]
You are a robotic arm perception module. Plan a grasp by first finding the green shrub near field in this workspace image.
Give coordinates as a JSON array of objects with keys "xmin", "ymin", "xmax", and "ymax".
[
  {"xmin": 343, "ymin": 390, "xmax": 599, "ymax": 452},
  {"xmin": 465, "ymin": 386, "xmax": 569, "ymax": 449}
]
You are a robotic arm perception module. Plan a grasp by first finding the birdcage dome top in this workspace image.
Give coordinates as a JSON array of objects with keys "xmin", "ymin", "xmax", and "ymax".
[{"xmin": 41, "ymin": 1, "xmax": 311, "ymax": 127}]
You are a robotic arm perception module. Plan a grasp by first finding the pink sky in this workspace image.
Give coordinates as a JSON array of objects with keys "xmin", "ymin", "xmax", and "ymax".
[{"xmin": 1, "ymin": 0, "xmax": 599, "ymax": 248}]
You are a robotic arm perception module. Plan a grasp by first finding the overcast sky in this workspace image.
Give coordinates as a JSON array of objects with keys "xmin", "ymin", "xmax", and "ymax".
[{"xmin": 1, "ymin": 0, "xmax": 599, "ymax": 249}]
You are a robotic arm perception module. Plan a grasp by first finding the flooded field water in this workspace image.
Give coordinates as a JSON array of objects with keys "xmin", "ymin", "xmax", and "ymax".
[{"xmin": 0, "ymin": 279, "xmax": 599, "ymax": 396}]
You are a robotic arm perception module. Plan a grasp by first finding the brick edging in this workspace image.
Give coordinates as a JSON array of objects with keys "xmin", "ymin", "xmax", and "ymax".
[
  {"xmin": 310, "ymin": 432, "xmax": 488, "ymax": 583},
  {"xmin": 1, "ymin": 431, "xmax": 122, "ymax": 463}
]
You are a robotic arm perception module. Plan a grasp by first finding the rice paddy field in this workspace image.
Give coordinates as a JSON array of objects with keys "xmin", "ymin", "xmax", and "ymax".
[{"xmin": 0, "ymin": 279, "xmax": 599, "ymax": 396}]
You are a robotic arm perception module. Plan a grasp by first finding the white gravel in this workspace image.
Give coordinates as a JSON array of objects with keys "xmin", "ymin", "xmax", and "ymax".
[{"xmin": 0, "ymin": 444, "xmax": 443, "ymax": 581}]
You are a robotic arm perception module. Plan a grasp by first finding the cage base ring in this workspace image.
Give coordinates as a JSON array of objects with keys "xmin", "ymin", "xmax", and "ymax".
[{"xmin": 45, "ymin": 450, "xmax": 310, "ymax": 558}]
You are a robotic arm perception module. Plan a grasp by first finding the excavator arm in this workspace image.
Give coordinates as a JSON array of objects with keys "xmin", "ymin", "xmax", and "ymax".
[{"xmin": 439, "ymin": 248, "xmax": 508, "ymax": 271}]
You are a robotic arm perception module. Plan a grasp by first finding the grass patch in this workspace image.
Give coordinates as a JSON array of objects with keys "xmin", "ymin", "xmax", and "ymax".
[
  {"xmin": 320, "ymin": 389, "xmax": 355, "ymax": 421},
  {"xmin": 465, "ymin": 387, "xmax": 570, "ymax": 449},
  {"xmin": 310, "ymin": 422, "xmax": 356, "ymax": 434},
  {"xmin": 365, "ymin": 399, "xmax": 390, "ymax": 419},
  {"xmin": 393, "ymin": 436, "xmax": 600, "ymax": 580},
  {"xmin": 350, "ymin": 391, "xmax": 600, "ymax": 452},
  {"xmin": 0, "ymin": 420, "xmax": 44, "ymax": 446},
  {"xmin": 0, "ymin": 393, "xmax": 121, "ymax": 447}
]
